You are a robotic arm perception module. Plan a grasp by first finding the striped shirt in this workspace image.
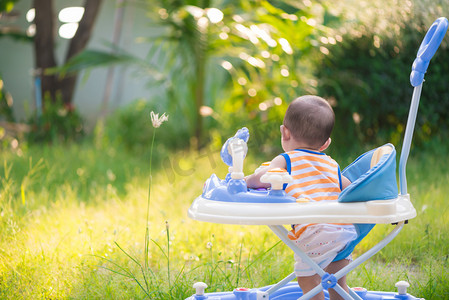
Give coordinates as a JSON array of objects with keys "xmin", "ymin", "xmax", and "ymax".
[
  {"xmin": 281, "ymin": 149, "xmax": 346, "ymax": 240},
  {"xmin": 281, "ymin": 149, "xmax": 342, "ymax": 201}
]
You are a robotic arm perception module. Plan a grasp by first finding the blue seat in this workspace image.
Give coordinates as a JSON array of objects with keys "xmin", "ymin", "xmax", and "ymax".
[{"xmin": 334, "ymin": 143, "xmax": 398, "ymax": 261}]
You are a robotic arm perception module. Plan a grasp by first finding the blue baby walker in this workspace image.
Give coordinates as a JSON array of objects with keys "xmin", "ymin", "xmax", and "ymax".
[{"xmin": 186, "ymin": 17, "xmax": 448, "ymax": 300}]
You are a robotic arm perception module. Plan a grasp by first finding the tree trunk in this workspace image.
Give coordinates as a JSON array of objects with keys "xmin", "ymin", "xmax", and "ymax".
[
  {"xmin": 193, "ymin": 23, "xmax": 208, "ymax": 150},
  {"xmin": 194, "ymin": 61, "xmax": 205, "ymax": 149},
  {"xmin": 33, "ymin": 0, "xmax": 57, "ymax": 102},
  {"xmin": 59, "ymin": 0, "xmax": 103, "ymax": 106}
]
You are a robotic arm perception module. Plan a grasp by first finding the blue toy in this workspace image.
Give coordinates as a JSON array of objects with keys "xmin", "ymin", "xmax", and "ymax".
[{"xmin": 187, "ymin": 17, "xmax": 448, "ymax": 300}]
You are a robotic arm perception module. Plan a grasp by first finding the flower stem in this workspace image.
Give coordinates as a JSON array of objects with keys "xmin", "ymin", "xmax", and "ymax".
[
  {"xmin": 166, "ymin": 221, "xmax": 171, "ymax": 294},
  {"xmin": 145, "ymin": 129, "xmax": 156, "ymax": 271}
]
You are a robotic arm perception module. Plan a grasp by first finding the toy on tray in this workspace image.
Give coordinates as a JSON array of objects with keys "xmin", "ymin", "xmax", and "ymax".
[{"xmin": 187, "ymin": 17, "xmax": 448, "ymax": 300}]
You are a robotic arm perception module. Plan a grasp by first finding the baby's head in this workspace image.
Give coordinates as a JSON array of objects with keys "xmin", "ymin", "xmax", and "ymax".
[{"xmin": 283, "ymin": 95, "xmax": 335, "ymax": 150}]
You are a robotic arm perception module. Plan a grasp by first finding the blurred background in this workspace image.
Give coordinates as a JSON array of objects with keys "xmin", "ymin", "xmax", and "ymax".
[
  {"xmin": 1, "ymin": 1, "xmax": 449, "ymax": 299},
  {"xmin": 1, "ymin": 0, "xmax": 448, "ymax": 154}
]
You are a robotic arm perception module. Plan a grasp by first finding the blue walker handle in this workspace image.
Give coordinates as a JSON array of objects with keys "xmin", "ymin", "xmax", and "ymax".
[
  {"xmin": 410, "ymin": 17, "xmax": 448, "ymax": 87},
  {"xmin": 220, "ymin": 127, "xmax": 250, "ymax": 167}
]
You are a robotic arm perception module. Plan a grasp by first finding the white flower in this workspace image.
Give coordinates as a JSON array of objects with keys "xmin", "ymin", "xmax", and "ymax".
[{"xmin": 150, "ymin": 111, "xmax": 169, "ymax": 128}]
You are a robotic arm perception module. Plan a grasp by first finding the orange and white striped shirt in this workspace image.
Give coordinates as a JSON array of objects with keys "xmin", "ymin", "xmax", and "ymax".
[
  {"xmin": 281, "ymin": 149, "xmax": 342, "ymax": 201},
  {"xmin": 281, "ymin": 149, "xmax": 346, "ymax": 240}
]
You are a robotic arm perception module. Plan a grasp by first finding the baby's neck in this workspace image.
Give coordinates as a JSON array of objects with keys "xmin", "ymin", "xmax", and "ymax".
[{"xmin": 283, "ymin": 143, "xmax": 321, "ymax": 152}]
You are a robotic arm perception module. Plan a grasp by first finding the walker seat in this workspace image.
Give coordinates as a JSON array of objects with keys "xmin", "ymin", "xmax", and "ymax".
[{"xmin": 186, "ymin": 17, "xmax": 448, "ymax": 300}]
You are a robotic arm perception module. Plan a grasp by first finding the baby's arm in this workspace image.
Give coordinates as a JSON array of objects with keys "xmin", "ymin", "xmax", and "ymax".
[
  {"xmin": 341, "ymin": 175, "xmax": 351, "ymax": 190},
  {"xmin": 245, "ymin": 155, "xmax": 287, "ymax": 189}
]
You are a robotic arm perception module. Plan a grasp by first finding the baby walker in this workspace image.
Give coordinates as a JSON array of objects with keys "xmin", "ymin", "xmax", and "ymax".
[{"xmin": 186, "ymin": 17, "xmax": 448, "ymax": 300}]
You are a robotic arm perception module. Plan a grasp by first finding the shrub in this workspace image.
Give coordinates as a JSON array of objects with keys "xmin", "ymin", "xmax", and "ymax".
[
  {"xmin": 0, "ymin": 76, "xmax": 14, "ymax": 123},
  {"xmin": 26, "ymin": 97, "xmax": 84, "ymax": 143},
  {"xmin": 103, "ymin": 99, "xmax": 193, "ymax": 153},
  {"xmin": 315, "ymin": 0, "xmax": 449, "ymax": 149}
]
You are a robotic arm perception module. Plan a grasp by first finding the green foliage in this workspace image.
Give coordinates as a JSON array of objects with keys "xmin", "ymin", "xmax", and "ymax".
[
  {"xmin": 52, "ymin": 50, "xmax": 141, "ymax": 76},
  {"xmin": 103, "ymin": 99, "xmax": 192, "ymax": 152},
  {"xmin": 26, "ymin": 98, "xmax": 84, "ymax": 144},
  {"xmin": 102, "ymin": 99, "xmax": 153, "ymax": 153},
  {"xmin": 212, "ymin": 1, "xmax": 339, "ymax": 150},
  {"xmin": 0, "ymin": 76, "xmax": 14, "ymax": 122},
  {"xmin": 0, "ymin": 76, "xmax": 19, "ymax": 151},
  {"xmin": 0, "ymin": 0, "xmax": 17, "ymax": 12},
  {"xmin": 314, "ymin": 0, "xmax": 449, "ymax": 149}
]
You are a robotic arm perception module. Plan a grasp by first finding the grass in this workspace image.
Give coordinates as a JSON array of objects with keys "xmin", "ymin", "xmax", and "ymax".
[{"xmin": 0, "ymin": 139, "xmax": 448, "ymax": 299}]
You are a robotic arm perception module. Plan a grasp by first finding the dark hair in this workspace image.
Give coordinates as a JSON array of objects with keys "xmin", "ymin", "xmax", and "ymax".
[{"xmin": 283, "ymin": 95, "xmax": 335, "ymax": 148}]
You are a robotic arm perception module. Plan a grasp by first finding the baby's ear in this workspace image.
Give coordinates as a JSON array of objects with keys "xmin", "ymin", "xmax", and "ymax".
[
  {"xmin": 319, "ymin": 138, "xmax": 331, "ymax": 151},
  {"xmin": 281, "ymin": 125, "xmax": 291, "ymax": 140}
]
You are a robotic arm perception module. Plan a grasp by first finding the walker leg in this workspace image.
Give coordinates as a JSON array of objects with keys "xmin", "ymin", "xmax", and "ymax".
[
  {"xmin": 297, "ymin": 284, "xmax": 323, "ymax": 300},
  {"xmin": 269, "ymin": 223, "xmax": 406, "ymax": 300},
  {"xmin": 334, "ymin": 222, "xmax": 405, "ymax": 280},
  {"xmin": 269, "ymin": 225, "xmax": 326, "ymax": 300},
  {"xmin": 347, "ymin": 288, "xmax": 364, "ymax": 300},
  {"xmin": 331, "ymin": 284, "xmax": 356, "ymax": 300},
  {"xmin": 268, "ymin": 225, "xmax": 325, "ymax": 277},
  {"xmin": 265, "ymin": 272, "xmax": 297, "ymax": 296}
]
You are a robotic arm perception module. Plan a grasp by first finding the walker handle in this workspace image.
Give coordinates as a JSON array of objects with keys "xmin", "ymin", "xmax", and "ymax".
[
  {"xmin": 410, "ymin": 17, "xmax": 448, "ymax": 87},
  {"xmin": 220, "ymin": 127, "xmax": 249, "ymax": 167},
  {"xmin": 400, "ymin": 17, "xmax": 448, "ymax": 195}
]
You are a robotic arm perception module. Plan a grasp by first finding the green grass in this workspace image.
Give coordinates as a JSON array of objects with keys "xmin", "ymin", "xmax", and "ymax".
[{"xmin": 0, "ymin": 140, "xmax": 448, "ymax": 299}]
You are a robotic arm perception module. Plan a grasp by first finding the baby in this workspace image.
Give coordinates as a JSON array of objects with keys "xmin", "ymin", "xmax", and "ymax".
[{"xmin": 245, "ymin": 95, "xmax": 357, "ymax": 300}]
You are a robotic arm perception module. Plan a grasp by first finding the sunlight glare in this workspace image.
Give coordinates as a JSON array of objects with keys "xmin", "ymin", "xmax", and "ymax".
[
  {"xmin": 197, "ymin": 16, "xmax": 209, "ymax": 29},
  {"xmin": 373, "ymin": 35, "xmax": 381, "ymax": 48},
  {"xmin": 281, "ymin": 68, "xmax": 289, "ymax": 77},
  {"xmin": 250, "ymin": 25, "xmax": 276, "ymax": 47},
  {"xmin": 185, "ymin": 6, "xmax": 204, "ymax": 19},
  {"xmin": 237, "ymin": 77, "xmax": 247, "ymax": 85},
  {"xmin": 352, "ymin": 112, "xmax": 361, "ymax": 124},
  {"xmin": 221, "ymin": 61, "xmax": 233, "ymax": 70},
  {"xmin": 320, "ymin": 37, "xmax": 329, "ymax": 44},
  {"xmin": 219, "ymin": 32, "xmax": 228, "ymax": 40},
  {"xmin": 247, "ymin": 57, "xmax": 265, "ymax": 68},
  {"xmin": 303, "ymin": 0, "xmax": 312, "ymax": 7},
  {"xmin": 248, "ymin": 89, "xmax": 257, "ymax": 97},
  {"xmin": 200, "ymin": 106, "xmax": 214, "ymax": 117},
  {"xmin": 158, "ymin": 8, "xmax": 168, "ymax": 19},
  {"xmin": 306, "ymin": 18, "xmax": 317, "ymax": 27},
  {"xmin": 239, "ymin": 52, "xmax": 250, "ymax": 60},
  {"xmin": 27, "ymin": 24, "xmax": 36, "ymax": 37},
  {"xmin": 232, "ymin": 15, "xmax": 244, "ymax": 23},
  {"xmin": 26, "ymin": 8, "xmax": 35, "ymax": 23},
  {"xmin": 261, "ymin": 50, "xmax": 270, "ymax": 58},
  {"xmin": 59, "ymin": 7, "xmax": 84, "ymax": 23},
  {"xmin": 59, "ymin": 23, "xmax": 79, "ymax": 39},
  {"xmin": 207, "ymin": 8, "xmax": 223, "ymax": 24},
  {"xmin": 319, "ymin": 46, "xmax": 329, "ymax": 55},
  {"xmin": 279, "ymin": 38, "xmax": 293, "ymax": 54},
  {"xmin": 235, "ymin": 24, "xmax": 259, "ymax": 44}
]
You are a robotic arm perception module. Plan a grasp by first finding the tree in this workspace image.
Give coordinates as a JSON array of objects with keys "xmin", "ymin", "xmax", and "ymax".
[
  {"xmin": 60, "ymin": 0, "xmax": 324, "ymax": 149},
  {"xmin": 130, "ymin": 0, "xmax": 320, "ymax": 148},
  {"xmin": 33, "ymin": 0, "xmax": 102, "ymax": 108}
]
